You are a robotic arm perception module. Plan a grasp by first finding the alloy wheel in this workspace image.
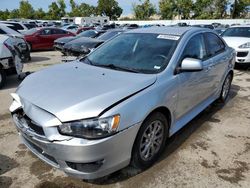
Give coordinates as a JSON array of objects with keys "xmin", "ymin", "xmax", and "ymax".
[
  {"xmin": 139, "ymin": 120, "xmax": 164, "ymax": 161},
  {"xmin": 222, "ymin": 75, "xmax": 231, "ymax": 100}
]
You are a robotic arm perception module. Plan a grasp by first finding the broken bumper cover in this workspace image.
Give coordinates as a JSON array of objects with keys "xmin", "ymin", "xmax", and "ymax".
[{"xmin": 12, "ymin": 113, "xmax": 140, "ymax": 179}]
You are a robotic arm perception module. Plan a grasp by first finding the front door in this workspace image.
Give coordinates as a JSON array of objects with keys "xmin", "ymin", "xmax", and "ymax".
[{"xmin": 176, "ymin": 33, "xmax": 215, "ymax": 119}]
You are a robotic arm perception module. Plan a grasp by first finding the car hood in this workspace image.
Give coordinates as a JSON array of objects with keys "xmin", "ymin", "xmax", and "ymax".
[
  {"xmin": 54, "ymin": 36, "xmax": 77, "ymax": 44},
  {"xmin": 16, "ymin": 61, "xmax": 157, "ymax": 122},
  {"xmin": 223, "ymin": 37, "xmax": 250, "ymax": 48},
  {"xmin": 64, "ymin": 37, "xmax": 103, "ymax": 49}
]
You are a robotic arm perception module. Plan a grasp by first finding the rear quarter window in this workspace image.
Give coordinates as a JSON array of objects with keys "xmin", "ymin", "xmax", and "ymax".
[
  {"xmin": 6, "ymin": 22, "xmax": 24, "ymax": 31},
  {"xmin": 0, "ymin": 28, "xmax": 7, "ymax": 34}
]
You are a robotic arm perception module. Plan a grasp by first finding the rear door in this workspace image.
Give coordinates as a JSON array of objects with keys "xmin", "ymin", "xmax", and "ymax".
[
  {"xmin": 39, "ymin": 29, "xmax": 53, "ymax": 49},
  {"xmin": 204, "ymin": 32, "xmax": 229, "ymax": 93},
  {"xmin": 51, "ymin": 29, "xmax": 69, "ymax": 46}
]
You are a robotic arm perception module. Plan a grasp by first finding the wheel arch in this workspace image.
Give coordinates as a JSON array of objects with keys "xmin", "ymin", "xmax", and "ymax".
[{"xmin": 141, "ymin": 106, "xmax": 172, "ymax": 137}]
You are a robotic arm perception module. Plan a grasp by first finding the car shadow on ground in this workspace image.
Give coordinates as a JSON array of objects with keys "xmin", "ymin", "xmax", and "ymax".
[
  {"xmin": 88, "ymin": 84, "xmax": 240, "ymax": 185},
  {"xmin": 1, "ymin": 72, "xmax": 33, "ymax": 90},
  {"xmin": 25, "ymin": 56, "xmax": 50, "ymax": 63},
  {"xmin": 2, "ymin": 75, "xmax": 22, "ymax": 90}
]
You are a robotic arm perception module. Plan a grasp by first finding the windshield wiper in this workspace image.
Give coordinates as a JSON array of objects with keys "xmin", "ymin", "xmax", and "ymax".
[
  {"xmin": 93, "ymin": 63, "xmax": 140, "ymax": 73},
  {"xmin": 80, "ymin": 57, "xmax": 93, "ymax": 65}
]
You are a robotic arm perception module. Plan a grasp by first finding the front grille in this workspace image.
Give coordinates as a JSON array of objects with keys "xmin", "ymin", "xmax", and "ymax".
[
  {"xmin": 237, "ymin": 52, "xmax": 248, "ymax": 57},
  {"xmin": 14, "ymin": 109, "xmax": 45, "ymax": 136},
  {"xmin": 23, "ymin": 115, "xmax": 45, "ymax": 136}
]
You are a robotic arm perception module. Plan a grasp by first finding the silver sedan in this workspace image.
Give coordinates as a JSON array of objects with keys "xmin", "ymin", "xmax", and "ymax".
[{"xmin": 10, "ymin": 27, "xmax": 235, "ymax": 180}]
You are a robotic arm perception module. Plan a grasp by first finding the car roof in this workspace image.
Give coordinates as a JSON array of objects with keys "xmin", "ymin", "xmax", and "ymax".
[
  {"xmin": 230, "ymin": 25, "xmax": 250, "ymax": 28},
  {"xmin": 126, "ymin": 26, "xmax": 203, "ymax": 36},
  {"xmin": 0, "ymin": 23, "xmax": 12, "ymax": 27}
]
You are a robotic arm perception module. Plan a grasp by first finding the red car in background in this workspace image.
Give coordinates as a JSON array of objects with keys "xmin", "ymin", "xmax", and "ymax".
[
  {"xmin": 24, "ymin": 28, "xmax": 75, "ymax": 51},
  {"xmin": 76, "ymin": 27, "xmax": 94, "ymax": 35}
]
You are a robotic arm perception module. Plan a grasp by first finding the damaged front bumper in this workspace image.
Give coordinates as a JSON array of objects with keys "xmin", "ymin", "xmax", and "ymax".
[{"xmin": 10, "ymin": 98, "xmax": 140, "ymax": 179}]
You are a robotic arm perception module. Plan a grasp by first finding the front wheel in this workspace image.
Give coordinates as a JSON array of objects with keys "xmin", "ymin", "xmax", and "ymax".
[
  {"xmin": 27, "ymin": 43, "xmax": 32, "ymax": 51},
  {"xmin": 218, "ymin": 73, "xmax": 233, "ymax": 103},
  {"xmin": 0, "ymin": 69, "xmax": 7, "ymax": 89},
  {"xmin": 131, "ymin": 112, "xmax": 168, "ymax": 170}
]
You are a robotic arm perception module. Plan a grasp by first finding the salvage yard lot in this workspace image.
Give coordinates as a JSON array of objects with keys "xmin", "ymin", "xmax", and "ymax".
[{"xmin": 0, "ymin": 51, "xmax": 250, "ymax": 188}]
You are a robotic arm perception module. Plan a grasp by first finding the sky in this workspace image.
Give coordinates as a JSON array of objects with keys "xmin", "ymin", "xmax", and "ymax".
[{"xmin": 0, "ymin": 0, "xmax": 160, "ymax": 15}]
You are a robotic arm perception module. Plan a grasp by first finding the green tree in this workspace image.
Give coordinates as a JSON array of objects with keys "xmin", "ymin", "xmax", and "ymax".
[
  {"xmin": 8, "ymin": 9, "xmax": 19, "ymax": 19},
  {"xmin": 69, "ymin": 0, "xmax": 96, "ymax": 17},
  {"xmin": 97, "ymin": 0, "xmax": 123, "ymax": 20},
  {"xmin": 47, "ymin": 2, "xmax": 61, "ymax": 20},
  {"xmin": 133, "ymin": 0, "xmax": 156, "ymax": 20},
  {"xmin": 213, "ymin": 0, "xmax": 228, "ymax": 18},
  {"xmin": 19, "ymin": 0, "xmax": 34, "ymax": 19},
  {"xmin": 0, "ymin": 9, "xmax": 10, "ymax": 20},
  {"xmin": 193, "ymin": 0, "xmax": 214, "ymax": 19},
  {"xmin": 159, "ymin": 0, "xmax": 176, "ymax": 19},
  {"xmin": 57, "ymin": 0, "xmax": 66, "ymax": 17},
  {"xmin": 34, "ymin": 8, "xmax": 46, "ymax": 19},
  {"xmin": 231, "ymin": 0, "xmax": 250, "ymax": 18},
  {"xmin": 159, "ymin": 0, "xmax": 193, "ymax": 19}
]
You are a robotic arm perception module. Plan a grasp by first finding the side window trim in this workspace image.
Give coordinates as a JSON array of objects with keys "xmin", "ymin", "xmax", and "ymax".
[
  {"xmin": 174, "ymin": 32, "xmax": 205, "ymax": 74},
  {"xmin": 180, "ymin": 33, "xmax": 207, "ymax": 61}
]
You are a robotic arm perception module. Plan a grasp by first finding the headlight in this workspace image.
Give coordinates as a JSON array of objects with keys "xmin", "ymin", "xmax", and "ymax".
[
  {"xmin": 58, "ymin": 115, "xmax": 120, "ymax": 139},
  {"xmin": 239, "ymin": 42, "xmax": 250, "ymax": 48}
]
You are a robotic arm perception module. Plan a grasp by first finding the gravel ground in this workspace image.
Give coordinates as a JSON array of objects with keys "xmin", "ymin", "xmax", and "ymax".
[{"xmin": 0, "ymin": 51, "xmax": 250, "ymax": 188}]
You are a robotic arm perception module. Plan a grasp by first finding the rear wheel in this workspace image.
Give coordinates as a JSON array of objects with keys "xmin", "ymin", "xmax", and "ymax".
[
  {"xmin": 131, "ymin": 112, "xmax": 168, "ymax": 170},
  {"xmin": 0, "ymin": 69, "xmax": 7, "ymax": 89},
  {"xmin": 218, "ymin": 73, "xmax": 233, "ymax": 103}
]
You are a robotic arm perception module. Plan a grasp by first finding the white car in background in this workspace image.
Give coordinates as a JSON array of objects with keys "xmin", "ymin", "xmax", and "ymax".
[
  {"xmin": 61, "ymin": 24, "xmax": 79, "ymax": 34},
  {"xmin": 0, "ymin": 24, "xmax": 24, "ymax": 38},
  {"xmin": 0, "ymin": 35, "xmax": 23, "ymax": 88},
  {"xmin": 0, "ymin": 21, "xmax": 29, "ymax": 34},
  {"xmin": 222, "ymin": 25, "xmax": 250, "ymax": 66}
]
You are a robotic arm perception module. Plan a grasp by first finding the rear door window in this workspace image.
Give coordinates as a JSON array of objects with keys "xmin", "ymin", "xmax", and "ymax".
[
  {"xmin": 205, "ymin": 33, "xmax": 225, "ymax": 57},
  {"xmin": 52, "ymin": 29, "xmax": 67, "ymax": 34},
  {"xmin": 6, "ymin": 22, "xmax": 24, "ymax": 31},
  {"xmin": 40, "ymin": 29, "xmax": 52, "ymax": 35}
]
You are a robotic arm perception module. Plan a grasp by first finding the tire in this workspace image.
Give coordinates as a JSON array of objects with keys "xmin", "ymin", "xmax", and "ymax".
[
  {"xmin": 131, "ymin": 112, "xmax": 168, "ymax": 170},
  {"xmin": 218, "ymin": 73, "xmax": 233, "ymax": 103},
  {"xmin": 0, "ymin": 69, "xmax": 7, "ymax": 89},
  {"xmin": 27, "ymin": 43, "xmax": 32, "ymax": 51}
]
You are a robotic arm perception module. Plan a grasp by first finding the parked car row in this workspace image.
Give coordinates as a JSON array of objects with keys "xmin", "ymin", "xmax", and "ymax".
[{"xmin": 55, "ymin": 29, "xmax": 127, "ymax": 58}]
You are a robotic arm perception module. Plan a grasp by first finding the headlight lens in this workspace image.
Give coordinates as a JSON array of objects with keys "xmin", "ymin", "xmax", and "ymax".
[
  {"xmin": 239, "ymin": 42, "xmax": 250, "ymax": 48},
  {"xmin": 58, "ymin": 115, "xmax": 120, "ymax": 139}
]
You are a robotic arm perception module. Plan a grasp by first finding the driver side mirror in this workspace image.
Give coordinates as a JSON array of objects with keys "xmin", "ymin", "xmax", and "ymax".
[{"xmin": 179, "ymin": 58, "xmax": 203, "ymax": 73}]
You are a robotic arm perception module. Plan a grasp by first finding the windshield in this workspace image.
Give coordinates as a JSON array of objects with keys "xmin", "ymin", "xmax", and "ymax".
[
  {"xmin": 97, "ymin": 31, "xmax": 121, "ymax": 41},
  {"xmin": 24, "ymin": 24, "xmax": 36, "ymax": 29},
  {"xmin": 222, "ymin": 27, "xmax": 250, "ymax": 37},
  {"xmin": 23, "ymin": 28, "xmax": 38, "ymax": 35},
  {"xmin": 77, "ymin": 30, "xmax": 97, "ymax": 38},
  {"xmin": 86, "ymin": 33, "xmax": 178, "ymax": 74}
]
